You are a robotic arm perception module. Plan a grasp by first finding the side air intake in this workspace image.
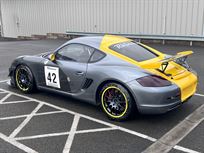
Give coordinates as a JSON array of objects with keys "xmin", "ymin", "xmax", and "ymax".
[{"xmin": 82, "ymin": 78, "xmax": 93, "ymax": 89}]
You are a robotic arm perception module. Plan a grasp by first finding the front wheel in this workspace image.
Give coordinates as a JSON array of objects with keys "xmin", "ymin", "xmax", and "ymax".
[
  {"xmin": 15, "ymin": 65, "xmax": 36, "ymax": 93},
  {"xmin": 100, "ymin": 83, "xmax": 136, "ymax": 121}
]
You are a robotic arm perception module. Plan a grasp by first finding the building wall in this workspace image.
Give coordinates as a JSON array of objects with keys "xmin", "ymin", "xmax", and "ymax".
[{"xmin": 1, "ymin": 0, "xmax": 204, "ymax": 38}]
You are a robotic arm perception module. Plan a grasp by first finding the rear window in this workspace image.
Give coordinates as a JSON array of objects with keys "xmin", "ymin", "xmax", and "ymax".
[{"xmin": 109, "ymin": 41, "xmax": 158, "ymax": 62}]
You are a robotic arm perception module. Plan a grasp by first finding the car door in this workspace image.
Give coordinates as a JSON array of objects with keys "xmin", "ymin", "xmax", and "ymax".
[
  {"xmin": 54, "ymin": 43, "xmax": 94, "ymax": 93},
  {"xmin": 38, "ymin": 56, "xmax": 71, "ymax": 92}
]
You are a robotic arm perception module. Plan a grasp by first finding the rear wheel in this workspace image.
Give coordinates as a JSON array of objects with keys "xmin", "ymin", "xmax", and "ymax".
[
  {"xmin": 15, "ymin": 65, "xmax": 36, "ymax": 93},
  {"xmin": 100, "ymin": 82, "xmax": 135, "ymax": 121}
]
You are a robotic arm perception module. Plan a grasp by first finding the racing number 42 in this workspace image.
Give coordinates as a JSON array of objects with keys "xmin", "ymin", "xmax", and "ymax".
[
  {"xmin": 47, "ymin": 72, "xmax": 57, "ymax": 83},
  {"xmin": 44, "ymin": 66, "xmax": 61, "ymax": 88}
]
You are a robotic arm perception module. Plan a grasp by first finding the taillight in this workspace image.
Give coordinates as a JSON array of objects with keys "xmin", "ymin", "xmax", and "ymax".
[{"xmin": 136, "ymin": 75, "xmax": 172, "ymax": 87}]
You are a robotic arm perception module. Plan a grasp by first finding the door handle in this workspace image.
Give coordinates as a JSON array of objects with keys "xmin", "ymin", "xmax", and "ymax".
[{"xmin": 75, "ymin": 71, "xmax": 84, "ymax": 76}]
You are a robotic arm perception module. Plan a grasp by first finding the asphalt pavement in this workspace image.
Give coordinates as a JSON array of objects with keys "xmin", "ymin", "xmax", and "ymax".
[{"xmin": 0, "ymin": 39, "xmax": 203, "ymax": 153}]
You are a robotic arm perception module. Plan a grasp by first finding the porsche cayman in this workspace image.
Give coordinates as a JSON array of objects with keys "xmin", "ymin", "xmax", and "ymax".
[{"xmin": 8, "ymin": 35, "xmax": 198, "ymax": 120}]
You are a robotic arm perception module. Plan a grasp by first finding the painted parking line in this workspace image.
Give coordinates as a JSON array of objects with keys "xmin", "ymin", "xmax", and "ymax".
[
  {"xmin": 0, "ymin": 88, "xmax": 155, "ymax": 141},
  {"xmin": 0, "ymin": 99, "xmax": 32, "ymax": 105},
  {"xmin": 143, "ymin": 104, "xmax": 204, "ymax": 153},
  {"xmin": 9, "ymin": 103, "xmax": 44, "ymax": 138},
  {"xmin": 174, "ymin": 145, "xmax": 200, "ymax": 153},
  {"xmin": 0, "ymin": 110, "xmax": 66, "ymax": 120},
  {"xmin": 0, "ymin": 133, "xmax": 37, "ymax": 153},
  {"xmin": 0, "ymin": 87, "xmax": 201, "ymax": 153},
  {"xmin": 0, "ymin": 93, "xmax": 12, "ymax": 103},
  {"xmin": 63, "ymin": 114, "xmax": 80, "ymax": 153},
  {"xmin": 15, "ymin": 127, "xmax": 118, "ymax": 141},
  {"xmin": 0, "ymin": 79, "xmax": 9, "ymax": 83},
  {"xmin": 0, "ymin": 88, "xmax": 154, "ymax": 142},
  {"xmin": 195, "ymin": 93, "xmax": 204, "ymax": 97}
]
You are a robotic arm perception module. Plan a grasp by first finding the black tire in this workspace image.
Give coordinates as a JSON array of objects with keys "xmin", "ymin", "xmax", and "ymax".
[
  {"xmin": 100, "ymin": 82, "xmax": 136, "ymax": 121},
  {"xmin": 15, "ymin": 65, "xmax": 36, "ymax": 93}
]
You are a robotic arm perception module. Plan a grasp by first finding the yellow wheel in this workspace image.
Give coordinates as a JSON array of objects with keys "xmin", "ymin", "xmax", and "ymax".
[{"xmin": 100, "ymin": 83, "xmax": 135, "ymax": 121}]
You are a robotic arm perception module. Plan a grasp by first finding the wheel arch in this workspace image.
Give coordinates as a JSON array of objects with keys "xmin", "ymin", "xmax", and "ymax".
[
  {"xmin": 95, "ymin": 79, "xmax": 138, "ymax": 108},
  {"xmin": 14, "ymin": 63, "xmax": 37, "ymax": 87}
]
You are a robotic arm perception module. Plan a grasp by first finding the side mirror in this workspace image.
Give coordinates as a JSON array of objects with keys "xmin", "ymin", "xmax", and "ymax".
[{"xmin": 48, "ymin": 53, "xmax": 56, "ymax": 62}]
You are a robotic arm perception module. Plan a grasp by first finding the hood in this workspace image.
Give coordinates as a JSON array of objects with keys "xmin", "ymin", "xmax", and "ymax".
[{"xmin": 35, "ymin": 51, "xmax": 52, "ymax": 57}]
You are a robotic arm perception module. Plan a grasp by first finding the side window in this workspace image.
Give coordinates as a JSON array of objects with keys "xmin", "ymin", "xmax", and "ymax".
[
  {"xmin": 89, "ymin": 50, "xmax": 106, "ymax": 63},
  {"xmin": 56, "ymin": 44, "xmax": 94, "ymax": 63}
]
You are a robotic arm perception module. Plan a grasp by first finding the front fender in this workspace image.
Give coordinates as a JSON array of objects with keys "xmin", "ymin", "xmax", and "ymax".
[
  {"xmin": 9, "ymin": 55, "xmax": 44, "ymax": 87},
  {"xmin": 9, "ymin": 56, "xmax": 26, "ymax": 86}
]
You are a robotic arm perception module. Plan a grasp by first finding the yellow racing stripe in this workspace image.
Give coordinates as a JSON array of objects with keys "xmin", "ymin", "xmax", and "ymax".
[{"xmin": 99, "ymin": 35, "xmax": 197, "ymax": 101}]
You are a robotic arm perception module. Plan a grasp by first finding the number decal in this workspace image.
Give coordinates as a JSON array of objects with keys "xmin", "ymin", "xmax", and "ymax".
[
  {"xmin": 46, "ymin": 72, "xmax": 57, "ymax": 83},
  {"xmin": 52, "ymin": 73, "xmax": 57, "ymax": 83},
  {"xmin": 44, "ymin": 66, "xmax": 60, "ymax": 88},
  {"xmin": 47, "ymin": 72, "xmax": 52, "ymax": 82}
]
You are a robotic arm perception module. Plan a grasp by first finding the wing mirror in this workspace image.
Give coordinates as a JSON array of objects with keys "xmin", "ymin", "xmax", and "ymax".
[{"xmin": 48, "ymin": 53, "xmax": 56, "ymax": 62}]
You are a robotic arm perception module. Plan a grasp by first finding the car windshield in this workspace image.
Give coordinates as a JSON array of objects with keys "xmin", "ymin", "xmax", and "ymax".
[{"xmin": 109, "ymin": 41, "xmax": 158, "ymax": 62}]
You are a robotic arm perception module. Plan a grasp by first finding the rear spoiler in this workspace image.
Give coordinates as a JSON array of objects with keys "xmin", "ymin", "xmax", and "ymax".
[{"xmin": 141, "ymin": 51, "xmax": 193, "ymax": 70}]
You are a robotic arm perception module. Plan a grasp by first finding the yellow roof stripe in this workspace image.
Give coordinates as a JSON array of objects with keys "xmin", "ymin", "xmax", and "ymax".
[{"xmin": 99, "ymin": 35, "xmax": 197, "ymax": 102}]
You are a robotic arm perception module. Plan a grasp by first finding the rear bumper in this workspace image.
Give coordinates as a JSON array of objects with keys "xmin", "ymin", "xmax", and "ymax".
[
  {"xmin": 175, "ymin": 71, "xmax": 198, "ymax": 102},
  {"xmin": 138, "ymin": 95, "xmax": 193, "ymax": 114},
  {"xmin": 126, "ymin": 80, "xmax": 194, "ymax": 114},
  {"xmin": 137, "ymin": 100, "xmax": 182, "ymax": 114}
]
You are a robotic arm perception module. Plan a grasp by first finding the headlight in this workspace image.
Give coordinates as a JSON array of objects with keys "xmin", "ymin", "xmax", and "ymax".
[{"xmin": 136, "ymin": 75, "xmax": 172, "ymax": 87}]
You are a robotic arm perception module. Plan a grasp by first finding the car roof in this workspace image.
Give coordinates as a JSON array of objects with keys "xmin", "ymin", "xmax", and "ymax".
[
  {"xmin": 63, "ymin": 35, "xmax": 131, "ymax": 50},
  {"xmin": 65, "ymin": 35, "xmax": 104, "ymax": 49}
]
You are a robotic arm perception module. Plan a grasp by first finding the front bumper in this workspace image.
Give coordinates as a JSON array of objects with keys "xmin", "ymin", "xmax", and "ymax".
[
  {"xmin": 8, "ymin": 66, "xmax": 16, "ymax": 87},
  {"xmin": 127, "ymin": 80, "xmax": 185, "ymax": 114}
]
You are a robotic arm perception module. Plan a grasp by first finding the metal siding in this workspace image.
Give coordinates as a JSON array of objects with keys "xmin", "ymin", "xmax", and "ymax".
[
  {"xmin": 202, "ymin": 0, "xmax": 204, "ymax": 35},
  {"xmin": 135, "ymin": 0, "xmax": 140, "ymax": 34},
  {"xmin": 1, "ymin": 0, "xmax": 204, "ymax": 38},
  {"xmin": 176, "ymin": 0, "xmax": 182, "ymax": 35},
  {"xmin": 158, "ymin": 0, "xmax": 163, "ymax": 35},
  {"xmin": 196, "ymin": 0, "xmax": 202, "ymax": 35}
]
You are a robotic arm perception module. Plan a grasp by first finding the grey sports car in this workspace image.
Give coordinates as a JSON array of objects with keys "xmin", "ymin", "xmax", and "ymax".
[{"xmin": 8, "ymin": 35, "xmax": 197, "ymax": 120}]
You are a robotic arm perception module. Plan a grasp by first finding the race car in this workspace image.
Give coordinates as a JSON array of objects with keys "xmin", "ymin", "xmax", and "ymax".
[{"xmin": 8, "ymin": 35, "xmax": 198, "ymax": 121}]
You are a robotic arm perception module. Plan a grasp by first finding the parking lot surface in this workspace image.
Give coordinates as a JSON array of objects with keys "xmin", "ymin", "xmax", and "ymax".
[{"xmin": 0, "ymin": 40, "xmax": 203, "ymax": 153}]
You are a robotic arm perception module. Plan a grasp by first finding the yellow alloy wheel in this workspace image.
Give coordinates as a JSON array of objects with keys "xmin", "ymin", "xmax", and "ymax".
[{"xmin": 101, "ymin": 86, "xmax": 128, "ymax": 119}]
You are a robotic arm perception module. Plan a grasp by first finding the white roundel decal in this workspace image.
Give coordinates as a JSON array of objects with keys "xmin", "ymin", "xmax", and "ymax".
[{"xmin": 44, "ymin": 66, "xmax": 60, "ymax": 88}]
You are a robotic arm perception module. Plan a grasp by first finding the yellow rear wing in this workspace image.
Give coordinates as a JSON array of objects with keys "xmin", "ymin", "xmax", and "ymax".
[{"xmin": 141, "ymin": 51, "xmax": 193, "ymax": 69}]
